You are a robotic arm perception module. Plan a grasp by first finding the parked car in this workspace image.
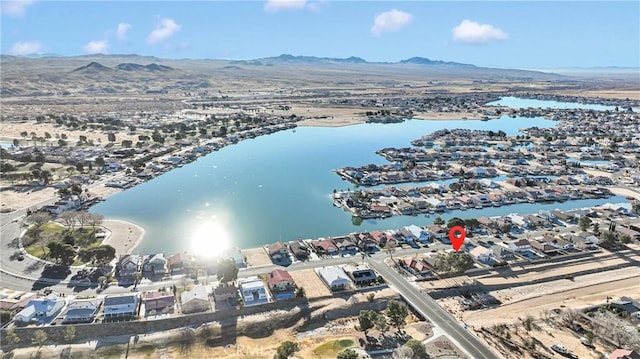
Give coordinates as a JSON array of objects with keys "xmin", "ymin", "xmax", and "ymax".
[
  {"xmin": 551, "ymin": 344, "xmax": 568, "ymax": 354},
  {"xmin": 580, "ymin": 337, "xmax": 594, "ymax": 348}
]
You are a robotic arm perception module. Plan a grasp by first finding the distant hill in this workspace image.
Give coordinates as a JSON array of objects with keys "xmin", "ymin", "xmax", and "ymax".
[
  {"xmin": 71, "ymin": 61, "xmax": 112, "ymax": 73},
  {"xmin": 234, "ymin": 54, "xmax": 369, "ymax": 65},
  {"xmin": 399, "ymin": 57, "xmax": 475, "ymax": 67},
  {"xmin": 116, "ymin": 63, "xmax": 174, "ymax": 72}
]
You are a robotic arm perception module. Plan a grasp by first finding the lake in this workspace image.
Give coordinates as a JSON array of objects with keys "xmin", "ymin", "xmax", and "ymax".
[
  {"xmin": 486, "ymin": 96, "xmax": 620, "ymax": 111},
  {"xmin": 90, "ymin": 113, "xmax": 623, "ymax": 256}
]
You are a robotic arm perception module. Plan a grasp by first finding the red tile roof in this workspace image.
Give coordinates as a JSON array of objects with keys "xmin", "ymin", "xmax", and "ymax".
[{"xmin": 267, "ymin": 269, "xmax": 294, "ymax": 286}]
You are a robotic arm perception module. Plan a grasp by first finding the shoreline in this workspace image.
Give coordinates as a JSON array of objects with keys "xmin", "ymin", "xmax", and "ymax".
[{"xmin": 100, "ymin": 219, "xmax": 146, "ymax": 256}]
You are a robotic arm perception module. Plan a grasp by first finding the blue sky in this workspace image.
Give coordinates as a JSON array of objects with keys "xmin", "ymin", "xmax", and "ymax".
[{"xmin": 1, "ymin": 1, "xmax": 638, "ymax": 68}]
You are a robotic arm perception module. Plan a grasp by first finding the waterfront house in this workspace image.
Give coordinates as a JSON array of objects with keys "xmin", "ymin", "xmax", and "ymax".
[
  {"xmin": 343, "ymin": 264, "xmax": 378, "ymax": 285},
  {"xmin": 353, "ymin": 232, "xmax": 378, "ymax": 252},
  {"xmin": 426, "ymin": 225, "xmax": 448, "ymax": 243},
  {"xmin": 238, "ymin": 277, "xmax": 269, "ymax": 306},
  {"xmin": 267, "ymin": 269, "xmax": 296, "ymax": 300},
  {"xmin": 370, "ymin": 231, "xmax": 390, "ymax": 248},
  {"xmin": 180, "ymin": 285, "xmax": 210, "ymax": 314},
  {"xmin": 142, "ymin": 291, "xmax": 175, "ymax": 313},
  {"xmin": 167, "ymin": 252, "xmax": 193, "ymax": 274},
  {"xmin": 395, "ymin": 228, "xmax": 417, "ymax": 243},
  {"xmin": 62, "ymin": 298, "xmax": 101, "ymax": 324},
  {"xmin": 333, "ymin": 236, "xmax": 358, "ymax": 253},
  {"xmin": 103, "ymin": 294, "xmax": 139, "ymax": 321},
  {"xmin": 142, "ymin": 253, "xmax": 168, "ymax": 276},
  {"xmin": 608, "ymin": 349, "xmax": 640, "ymax": 359},
  {"xmin": 289, "ymin": 240, "xmax": 309, "ymax": 260},
  {"xmin": 213, "ymin": 283, "xmax": 238, "ymax": 304},
  {"xmin": 406, "ymin": 225, "xmax": 431, "ymax": 243},
  {"xmin": 267, "ymin": 241, "xmax": 290, "ymax": 261},
  {"xmin": 224, "ymin": 247, "xmax": 246, "ymax": 268},
  {"xmin": 312, "ymin": 238, "xmax": 339, "ymax": 256},
  {"xmin": 14, "ymin": 293, "xmax": 65, "ymax": 325},
  {"xmin": 316, "ymin": 266, "xmax": 353, "ymax": 291}
]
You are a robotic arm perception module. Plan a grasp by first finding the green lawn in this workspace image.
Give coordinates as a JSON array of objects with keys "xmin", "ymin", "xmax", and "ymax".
[
  {"xmin": 313, "ymin": 339, "xmax": 355, "ymax": 357},
  {"xmin": 23, "ymin": 222, "xmax": 102, "ymax": 264}
]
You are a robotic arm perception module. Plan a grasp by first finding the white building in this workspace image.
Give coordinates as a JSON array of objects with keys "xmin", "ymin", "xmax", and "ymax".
[
  {"xmin": 180, "ymin": 285, "xmax": 210, "ymax": 314},
  {"xmin": 316, "ymin": 266, "xmax": 352, "ymax": 291},
  {"xmin": 238, "ymin": 277, "xmax": 269, "ymax": 306},
  {"xmin": 14, "ymin": 293, "xmax": 65, "ymax": 325}
]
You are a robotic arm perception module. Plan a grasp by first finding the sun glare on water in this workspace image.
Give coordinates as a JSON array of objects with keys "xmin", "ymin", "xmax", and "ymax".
[{"xmin": 189, "ymin": 220, "xmax": 232, "ymax": 260}]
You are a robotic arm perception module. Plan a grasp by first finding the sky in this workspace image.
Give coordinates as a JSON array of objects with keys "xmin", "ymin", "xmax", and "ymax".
[{"xmin": 1, "ymin": 1, "xmax": 639, "ymax": 69}]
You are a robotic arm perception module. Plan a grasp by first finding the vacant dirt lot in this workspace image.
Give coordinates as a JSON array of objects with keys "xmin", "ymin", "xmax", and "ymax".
[{"xmin": 290, "ymin": 269, "xmax": 331, "ymax": 298}]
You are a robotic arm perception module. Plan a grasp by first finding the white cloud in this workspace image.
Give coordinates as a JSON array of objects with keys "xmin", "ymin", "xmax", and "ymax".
[
  {"xmin": 1, "ymin": 0, "xmax": 34, "ymax": 17},
  {"xmin": 371, "ymin": 9, "xmax": 413, "ymax": 37},
  {"xmin": 10, "ymin": 41, "xmax": 42, "ymax": 55},
  {"xmin": 451, "ymin": 19, "xmax": 508, "ymax": 44},
  {"xmin": 116, "ymin": 22, "xmax": 131, "ymax": 41},
  {"xmin": 147, "ymin": 18, "xmax": 181, "ymax": 45},
  {"xmin": 83, "ymin": 40, "xmax": 108, "ymax": 54},
  {"xmin": 264, "ymin": 0, "xmax": 307, "ymax": 12}
]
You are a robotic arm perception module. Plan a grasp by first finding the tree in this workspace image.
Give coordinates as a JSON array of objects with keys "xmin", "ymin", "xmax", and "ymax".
[
  {"xmin": 133, "ymin": 271, "xmax": 142, "ymax": 289},
  {"xmin": 592, "ymin": 222, "xmax": 600, "ymax": 236},
  {"xmin": 107, "ymin": 133, "xmax": 116, "ymax": 142},
  {"xmin": 337, "ymin": 349, "xmax": 359, "ymax": 359},
  {"xmin": 87, "ymin": 212, "xmax": 104, "ymax": 231},
  {"xmin": 32, "ymin": 329, "xmax": 48, "ymax": 349},
  {"xmin": 464, "ymin": 218, "xmax": 480, "ymax": 231},
  {"xmin": 295, "ymin": 286, "xmax": 305, "ymax": 298},
  {"xmin": 393, "ymin": 346, "xmax": 414, "ymax": 359},
  {"xmin": 632, "ymin": 201, "xmax": 640, "ymax": 215},
  {"xmin": 274, "ymin": 340, "xmax": 299, "ymax": 359},
  {"xmin": 63, "ymin": 325, "xmax": 76, "ymax": 344},
  {"xmin": 0, "ymin": 310, "xmax": 13, "ymax": 326},
  {"xmin": 366, "ymin": 293, "xmax": 375, "ymax": 303},
  {"xmin": 386, "ymin": 300, "xmax": 409, "ymax": 332},
  {"xmin": 404, "ymin": 339, "xmax": 427, "ymax": 358},
  {"xmin": 384, "ymin": 241, "xmax": 396, "ymax": 260},
  {"xmin": 375, "ymin": 313, "xmax": 389, "ymax": 333},
  {"xmin": 356, "ymin": 310, "xmax": 377, "ymax": 335},
  {"xmin": 216, "ymin": 258, "xmax": 239, "ymax": 282},
  {"xmin": 433, "ymin": 216, "xmax": 445, "ymax": 226},
  {"xmin": 47, "ymin": 240, "xmax": 76, "ymax": 265},
  {"xmin": 5, "ymin": 328, "xmax": 20, "ymax": 346},
  {"xmin": 579, "ymin": 216, "xmax": 592, "ymax": 231},
  {"xmin": 58, "ymin": 211, "xmax": 78, "ymax": 231},
  {"xmin": 447, "ymin": 217, "xmax": 465, "ymax": 229}
]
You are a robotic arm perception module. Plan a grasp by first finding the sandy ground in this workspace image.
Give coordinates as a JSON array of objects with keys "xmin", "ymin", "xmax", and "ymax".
[
  {"xmin": 461, "ymin": 276, "xmax": 640, "ymax": 327},
  {"xmin": 413, "ymin": 111, "xmax": 494, "ymax": 120},
  {"xmin": 101, "ymin": 219, "xmax": 146, "ymax": 256},
  {"xmin": 290, "ymin": 269, "xmax": 332, "ymax": 298},
  {"xmin": 242, "ymin": 247, "xmax": 274, "ymax": 267}
]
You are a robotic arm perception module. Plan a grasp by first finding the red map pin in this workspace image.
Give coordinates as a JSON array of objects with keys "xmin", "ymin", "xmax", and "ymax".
[{"xmin": 448, "ymin": 226, "xmax": 466, "ymax": 252}]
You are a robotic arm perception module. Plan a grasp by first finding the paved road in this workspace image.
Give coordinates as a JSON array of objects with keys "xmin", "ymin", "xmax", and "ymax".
[{"xmin": 367, "ymin": 257, "xmax": 500, "ymax": 359}]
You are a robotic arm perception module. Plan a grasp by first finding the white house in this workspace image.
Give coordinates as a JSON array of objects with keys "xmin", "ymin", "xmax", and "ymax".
[
  {"xmin": 469, "ymin": 246, "xmax": 495, "ymax": 264},
  {"xmin": 316, "ymin": 266, "xmax": 352, "ymax": 291},
  {"xmin": 510, "ymin": 239, "xmax": 532, "ymax": 252},
  {"xmin": 224, "ymin": 247, "xmax": 246, "ymax": 268},
  {"xmin": 406, "ymin": 225, "xmax": 430, "ymax": 243},
  {"xmin": 14, "ymin": 293, "xmax": 65, "ymax": 325},
  {"xmin": 180, "ymin": 285, "xmax": 210, "ymax": 314},
  {"xmin": 103, "ymin": 294, "xmax": 139, "ymax": 320},
  {"xmin": 238, "ymin": 277, "xmax": 269, "ymax": 306},
  {"xmin": 143, "ymin": 253, "xmax": 168, "ymax": 275}
]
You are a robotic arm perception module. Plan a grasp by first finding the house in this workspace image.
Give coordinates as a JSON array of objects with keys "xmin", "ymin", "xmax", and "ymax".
[
  {"xmin": 469, "ymin": 246, "xmax": 495, "ymax": 264},
  {"xmin": 267, "ymin": 241, "xmax": 290, "ymax": 261},
  {"xmin": 353, "ymin": 233, "xmax": 378, "ymax": 252},
  {"xmin": 238, "ymin": 277, "xmax": 269, "ymax": 306},
  {"xmin": 167, "ymin": 253, "xmax": 193, "ymax": 274},
  {"xmin": 492, "ymin": 247, "xmax": 516, "ymax": 261},
  {"xmin": 396, "ymin": 228, "xmax": 417, "ymax": 243},
  {"xmin": 213, "ymin": 283, "xmax": 238, "ymax": 304},
  {"xmin": 142, "ymin": 253, "xmax": 168, "ymax": 275},
  {"xmin": 510, "ymin": 239, "xmax": 532, "ymax": 252},
  {"xmin": 289, "ymin": 240, "xmax": 309, "ymax": 260},
  {"xmin": 267, "ymin": 269, "xmax": 296, "ymax": 300},
  {"xmin": 316, "ymin": 266, "xmax": 353, "ymax": 291},
  {"xmin": 609, "ymin": 349, "xmax": 640, "ymax": 359},
  {"xmin": 615, "ymin": 225, "xmax": 640, "ymax": 241},
  {"xmin": 399, "ymin": 257, "xmax": 433, "ymax": 277},
  {"xmin": 610, "ymin": 296, "xmax": 640, "ymax": 319},
  {"xmin": 370, "ymin": 231, "xmax": 390, "ymax": 247},
  {"xmin": 117, "ymin": 254, "xmax": 142, "ymax": 277},
  {"xmin": 224, "ymin": 247, "xmax": 246, "ymax": 268},
  {"xmin": 14, "ymin": 293, "xmax": 65, "ymax": 325},
  {"xmin": 62, "ymin": 298, "xmax": 101, "ymax": 324},
  {"xmin": 180, "ymin": 285, "xmax": 210, "ymax": 314},
  {"xmin": 427, "ymin": 225, "xmax": 448, "ymax": 243},
  {"xmin": 103, "ymin": 294, "xmax": 139, "ymax": 320},
  {"xmin": 343, "ymin": 264, "xmax": 377, "ymax": 285},
  {"xmin": 142, "ymin": 291, "xmax": 175, "ymax": 313},
  {"xmin": 333, "ymin": 236, "xmax": 358, "ymax": 252},
  {"xmin": 406, "ymin": 225, "xmax": 431, "ymax": 243},
  {"xmin": 312, "ymin": 238, "xmax": 339, "ymax": 256}
]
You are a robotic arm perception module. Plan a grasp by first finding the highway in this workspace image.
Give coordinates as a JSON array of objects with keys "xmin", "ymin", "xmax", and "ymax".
[{"xmin": 366, "ymin": 257, "xmax": 500, "ymax": 359}]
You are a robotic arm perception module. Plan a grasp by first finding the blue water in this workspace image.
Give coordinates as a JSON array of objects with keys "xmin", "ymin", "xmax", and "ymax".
[
  {"xmin": 90, "ymin": 116, "xmax": 622, "ymax": 255},
  {"xmin": 486, "ymin": 96, "xmax": 620, "ymax": 111}
]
